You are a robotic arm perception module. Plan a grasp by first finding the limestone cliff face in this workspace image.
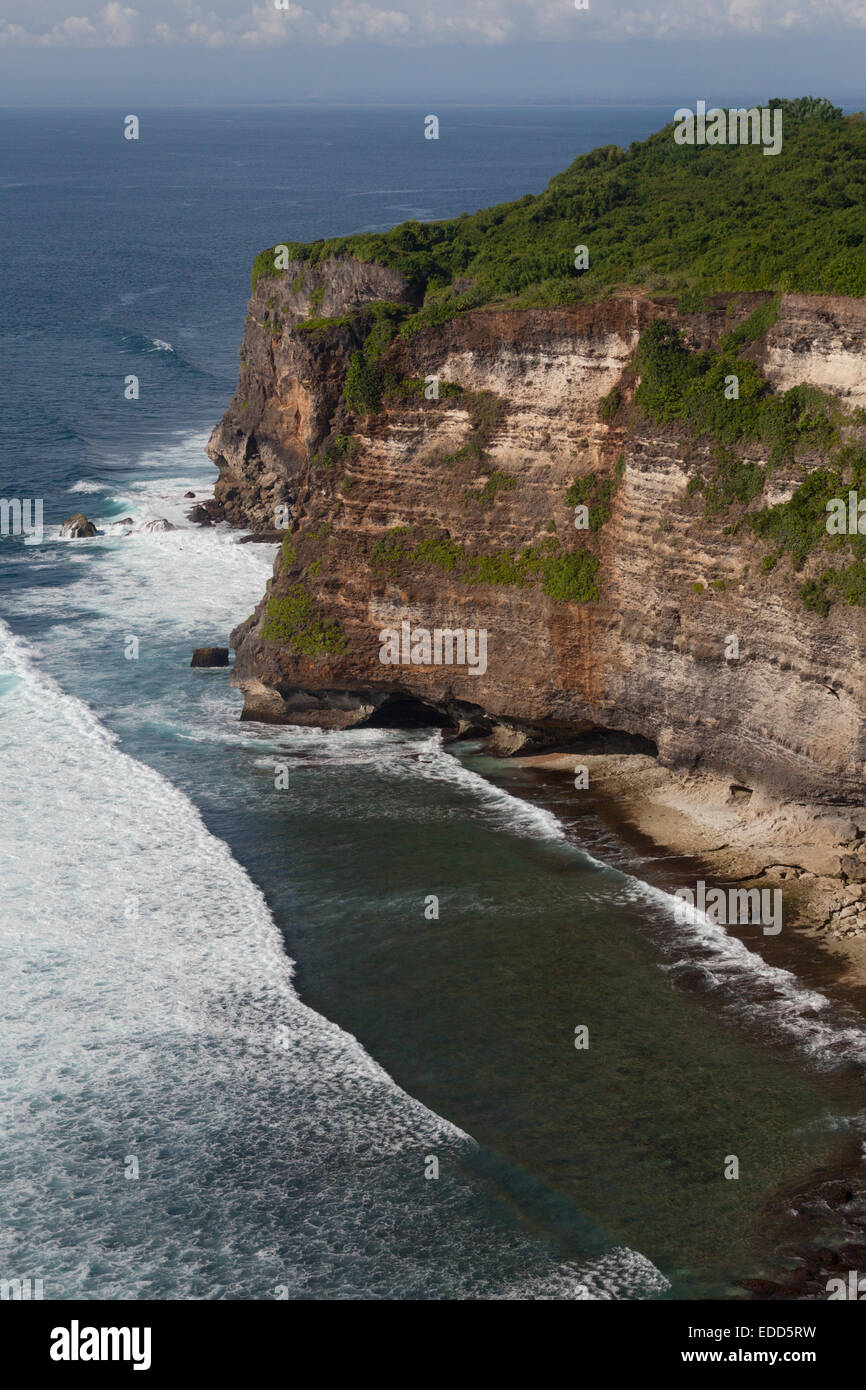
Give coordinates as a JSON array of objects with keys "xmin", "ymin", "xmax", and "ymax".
[
  {"xmin": 207, "ymin": 269, "xmax": 866, "ymax": 806},
  {"xmin": 207, "ymin": 257, "xmax": 415, "ymax": 528}
]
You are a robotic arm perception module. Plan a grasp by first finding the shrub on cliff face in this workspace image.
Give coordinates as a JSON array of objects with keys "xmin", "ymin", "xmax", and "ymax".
[
  {"xmin": 461, "ymin": 537, "xmax": 600, "ymax": 601},
  {"xmin": 280, "ymin": 534, "xmax": 297, "ymax": 570},
  {"xmin": 312, "ymin": 433, "xmax": 359, "ymax": 469},
  {"xmin": 537, "ymin": 550, "xmax": 600, "ymax": 603},
  {"xmin": 463, "ymin": 471, "xmax": 518, "ymax": 507},
  {"xmin": 371, "ymin": 526, "xmax": 410, "ymax": 577},
  {"xmin": 748, "ymin": 446, "xmax": 866, "ymax": 610},
  {"xmin": 399, "ymin": 285, "xmax": 489, "ymax": 336},
  {"xmin": 825, "ymin": 559, "xmax": 866, "ymax": 606},
  {"xmin": 384, "ymin": 376, "xmax": 461, "ymax": 403},
  {"xmin": 262, "ymin": 585, "xmax": 347, "ymax": 656},
  {"xmin": 635, "ymin": 321, "xmax": 703, "ymax": 422},
  {"xmin": 367, "ymin": 525, "xmax": 599, "ymax": 603},
  {"xmin": 719, "ymin": 294, "xmax": 780, "ymax": 351},
  {"xmin": 749, "ymin": 464, "xmax": 850, "ymax": 565},
  {"xmin": 701, "ymin": 449, "xmax": 765, "ymax": 517},
  {"xmin": 635, "ymin": 319, "xmax": 837, "ymax": 461},
  {"xmin": 295, "ymin": 313, "xmax": 354, "ymax": 337},
  {"xmin": 678, "ymin": 288, "xmax": 708, "ymax": 314},
  {"xmin": 630, "ymin": 319, "xmax": 864, "ymax": 611},
  {"xmin": 463, "ymin": 550, "xmax": 524, "ymax": 586},
  {"xmin": 440, "ymin": 390, "xmax": 508, "ymax": 467},
  {"xmin": 362, "ymin": 300, "xmax": 409, "ymax": 360},
  {"xmin": 565, "ymin": 467, "xmax": 621, "ymax": 531},
  {"xmin": 799, "ymin": 576, "xmax": 832, "ymax": 615},
  {"xmin": 343, "ymin": 351, "xmax": 381, "ymax": 415},
  {"xmin": 412, "ymin": 535, "xmax": 464, "ymax": 572}
]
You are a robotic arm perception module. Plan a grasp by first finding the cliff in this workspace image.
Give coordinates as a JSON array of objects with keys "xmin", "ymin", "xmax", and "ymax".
[{"xmin": 207, "ymin": 262, "xmax": 866, "ymax": 813}]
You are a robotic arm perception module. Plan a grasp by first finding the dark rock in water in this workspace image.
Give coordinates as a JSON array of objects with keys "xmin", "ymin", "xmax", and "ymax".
[
  {"xmin": 737, "ymin": 1278, "xmax": 788, "ymax": 1297},
  {"xmin": 188, "ymin": 497, "xmax": 226, "ymax": 527},
  {"xmin": 238, "ymin": 530, "xmax": 283, "ymax": 544},
  {"xmin": 191, "ymin": 647, "xmax": 230, "ymax": 668},
  {"xmin": 60, "ymin": 513, "xmax": 97, "ymax": 538},
  {"xmin": 117, "ymin": 517, "xmax": 133, "ymax": 525},
  {"xmin": 141, "ymin": 518, "xmax": 175, "ymax": 532},
  {"xmin": 184, "ymin": 491, "xmax": 196, "ymax": 498}
]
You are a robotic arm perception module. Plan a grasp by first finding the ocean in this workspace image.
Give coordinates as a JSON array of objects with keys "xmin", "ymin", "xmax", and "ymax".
[{"xmin": 3, "ymin": 104, "xmax": 866, "ymax": 1301}]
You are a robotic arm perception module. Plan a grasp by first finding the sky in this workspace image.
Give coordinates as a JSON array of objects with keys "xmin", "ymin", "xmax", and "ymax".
[{"xmin": 1, "ymin": 0, "xmax": 866, "ymax": 105}]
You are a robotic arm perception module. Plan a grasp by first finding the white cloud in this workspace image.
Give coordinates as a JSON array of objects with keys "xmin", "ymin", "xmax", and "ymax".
[
  {"xmin": 1, "ymin": 0, "xmax": 865, "ymax": 47},
  {"xmin": 0, "ymin": 2, "xmax": 139, "ymax": 46}
]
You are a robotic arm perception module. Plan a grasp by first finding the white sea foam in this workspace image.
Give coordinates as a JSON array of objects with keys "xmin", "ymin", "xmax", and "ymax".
[
  {"xmin": 5, "ymin": 471, "xmax": 276, "ymax": 639},
  {"xmin": 411, "ymin": 738, "xmax": 570, "ymax": 843},
  {"xmin": 258, "ymin": 724, "xmax": 572, "ymax": 846},
  {"xmin": 199, "ymin": 720, "xmax": 866, "ymax": 1080},
  {"xmin": 605, "ymin": 873, "xmax": 866, "ymax": 1077},
  {"xmin": 150, "ymin": 338, "xmax": 174, "ymax": 352},
  {"xmin": 67, "ymin": 480, "xmax": 107, "ymax": 495},
  {"xmin": 0, "ymin": 617, "xmax": 670, "ymax": 1299},
  {"xmin": 0, "ymin": 617, "xmax": 444, "ymax": 1100},
  {"xmin": 598, "ymin": 874, "xmax": 866, "ymax": 1071},
  {"xmin": 494, "ymin": 1246, "xmax": 671, "ymax": 1301}
]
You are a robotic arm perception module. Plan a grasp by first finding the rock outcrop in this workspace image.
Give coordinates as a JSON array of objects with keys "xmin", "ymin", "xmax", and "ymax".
[
  {"xmin": 188, "ymin": 498, "xmax": 226, "ymax": 527},
  {"xmin": 60, "ymin": 513, "xmax": 97, "ymax": 538},
  {"xmin": 206, "ymin": 264, "xmax": 866, "ymax": 814},
  {"xmin": 190, "ymin": 647, "xmax": 230, "ymax": 668},
  {"xmin": 207, "ymin": 257, "xmax": 414, "ymax": 530}
]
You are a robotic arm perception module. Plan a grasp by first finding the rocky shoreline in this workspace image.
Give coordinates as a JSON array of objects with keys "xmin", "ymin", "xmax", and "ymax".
[
  {"xmin": 742, "ymin": 1168, "xmax": 866, "ymax": 1301},
  {"xmin": 513, "ymin": 747, "xmax": 866, "ymax": 950}
]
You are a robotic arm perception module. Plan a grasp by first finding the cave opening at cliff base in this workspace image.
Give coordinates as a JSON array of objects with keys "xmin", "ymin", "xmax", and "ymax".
[
  {"xmin": 364, "ymin": 695, "xmax": 660, "ymax": 759},
  {"xmin": 365, "ymin": 695, "xmax": 456, "ymax": 729}
]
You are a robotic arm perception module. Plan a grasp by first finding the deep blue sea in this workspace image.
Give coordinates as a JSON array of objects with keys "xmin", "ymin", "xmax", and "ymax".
[{"xmin": 4, "ymin": 105, "xmax": 866, "ymax": 1301}]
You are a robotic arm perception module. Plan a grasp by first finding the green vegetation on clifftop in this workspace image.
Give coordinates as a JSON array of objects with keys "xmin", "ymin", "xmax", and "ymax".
[{"xmin": 252, "ymin": 99, "xmax": 866, "ymax": 304}]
